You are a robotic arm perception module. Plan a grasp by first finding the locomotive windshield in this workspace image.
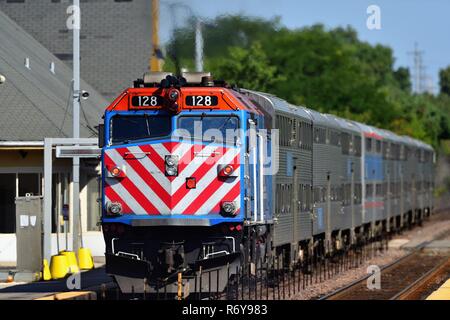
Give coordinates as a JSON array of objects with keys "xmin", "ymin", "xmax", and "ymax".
[
  {"xmin": 110, "ymin": 115, "xmax": 171, "ymax": 144},
  {"xmin": 177, "ymin": 115, "xmax": 239, "ymax": 143}
]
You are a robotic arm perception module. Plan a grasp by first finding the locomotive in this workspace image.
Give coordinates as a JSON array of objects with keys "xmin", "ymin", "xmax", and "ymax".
[{"xmin": 99, "ymin": 72, "xmax": 434, "ymax": 295}]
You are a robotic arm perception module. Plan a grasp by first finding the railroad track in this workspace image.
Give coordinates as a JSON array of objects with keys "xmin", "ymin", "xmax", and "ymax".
[
  {"xmin": 320, "ymin": 245, "xmax": 450, "ymax": 300},
  {"xmin": 97, "ymin": 209, "xmax": 450, "ymax": 300},
  {"xmin": 393, "ymin": 255, "xmax": 450, "ymax": 300}
]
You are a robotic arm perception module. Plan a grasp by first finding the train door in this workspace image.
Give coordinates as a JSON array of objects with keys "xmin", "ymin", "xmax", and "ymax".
[
  {"xmin": 248, "ymin": 119, "xmax": 259, "ymax": 223},
  {"xmin": 247, "ymin": 117, "xmax": 271, "ymax": 224}
]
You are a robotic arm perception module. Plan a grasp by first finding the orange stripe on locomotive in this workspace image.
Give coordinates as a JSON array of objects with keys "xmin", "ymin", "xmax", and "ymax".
[{"xmin": 105, "ymin": 87, "xmax": 262, "ymax": 114}]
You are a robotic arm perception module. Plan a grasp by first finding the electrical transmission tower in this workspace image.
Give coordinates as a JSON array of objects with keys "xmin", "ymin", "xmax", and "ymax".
[{"xmin": 408, "ymin": 42, "xmax": 427, "ymax": 94}]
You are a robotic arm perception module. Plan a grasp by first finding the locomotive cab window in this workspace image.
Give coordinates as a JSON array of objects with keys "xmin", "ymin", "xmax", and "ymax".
[
  {"xmin": 110, "ymin": 114, "xmax": 172, "ymax": 144},
  {"xmin": 176, "ymin": 115, "xmax": 240, "ymax": 144}
]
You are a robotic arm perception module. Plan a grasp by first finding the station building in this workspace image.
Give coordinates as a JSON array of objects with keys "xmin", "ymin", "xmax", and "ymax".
[
  {"xmin": 0, "ymin": 0, "xmax": 153, "ymax": 103},
  {"xmin": 0, "ymin": 10, "xmax": 108, "ymax": 263}
]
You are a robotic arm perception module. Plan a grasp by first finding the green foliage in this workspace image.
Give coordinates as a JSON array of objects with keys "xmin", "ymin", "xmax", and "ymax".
[
  {"xmin": 393, "ymin": 67, "xmax": 412, "ymax": 92},
  {"xmin": 212, "ymin": 42, "xmax": 285, "ymax": 92},
  {"xmin": 165, "ymin": 15, "xmax": 281, "ymax": 73},
  {"xmin": 440, "ymin": 140, "xmax": 450, "ymax": 156},
  {"xmin": 164, "ymin": 15, "xmax": 450, "ymax": 149},
  {"xmin": 439, "ymin": 66, "xmax": 450, "ymax": 96}
]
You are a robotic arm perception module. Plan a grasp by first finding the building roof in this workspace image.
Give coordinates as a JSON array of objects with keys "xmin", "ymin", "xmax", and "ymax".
[
  {"xmin": 0, "ymin": 10, "xmax": 108, "ymax": 141},
  {"xmin": 0, "ymin": 0, "xmax": 152, "ymax": 102}
]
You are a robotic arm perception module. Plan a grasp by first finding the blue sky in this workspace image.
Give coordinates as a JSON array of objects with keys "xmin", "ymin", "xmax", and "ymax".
[{"xmin": 160, "ymin": 0, "xmax": 450, "ymax": 93}]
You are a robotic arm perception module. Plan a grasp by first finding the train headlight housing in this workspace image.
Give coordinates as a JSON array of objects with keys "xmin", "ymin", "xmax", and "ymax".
[
  {"xmin": 221, "ymin": 201, "xmax": 238, "ymax": 216},
  {"xmin": 107, "ymin": 202, "xmax": 122, "ymax": 216},
  {"xmin": 165, "ymin": 155, "xmax": 179, "ymax": 176},
  {"xmin": 165, "ymin": 89, "xmax": 181, "ymax": 114},
  {"xmin": 168, "ymin": 88, "xmax": 180, "ymax": 101},
  {"xmin": 107, "ymin": 165, "xmax": 126, "ymax": 178},
  {"xmin": 110, "ymin": 166, "xmax": 121, "ymax": 177}
]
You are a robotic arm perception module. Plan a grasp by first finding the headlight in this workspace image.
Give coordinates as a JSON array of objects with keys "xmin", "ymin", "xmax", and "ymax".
[
  {"xmin": 165, "ymin": 166, "xmax": 178, "ymax": 176},
  {"xmin": 165, "ymin": 155, "xmax": 179, "ymax": 176},
  {"xmin": 221, "ymin": 201, "xmax": 238, "ymax": 216},
  {"xmin": 107, "ymin": 202, "xmax": 122, "ymax": 215},
  {"xmin": 168, "ymin": 88, "xmax": 180, "ymax": 101},
  {"xmin": 165, "ymin": 155, "xmax": 178, "ymax": 167}
]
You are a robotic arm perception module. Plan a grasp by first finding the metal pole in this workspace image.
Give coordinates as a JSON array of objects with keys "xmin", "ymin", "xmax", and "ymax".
[
  {"xmin": 43, "ymin": 138, "xmax": 53, "ymax": 262},
  {"xmin": 65, "ymin": 220, "xmax": 68, "ymax": 250},
  {"xmin": 72, "ymin": 0, "xmax": 81, "ymax": 253},
  {"xmin": 195, "ymin": 18, "xmax": 203, "ymax": 72},
  {"xmin": 56, "ymin": 174, "xmax": 61, "ymax": 253},
  {"xmin": 150, "ymin": 0, "xmax": 161, "ymax": 72}
]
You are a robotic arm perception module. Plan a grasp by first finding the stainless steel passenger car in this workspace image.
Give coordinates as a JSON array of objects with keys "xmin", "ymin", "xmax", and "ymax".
[{"xmin": 243, "ymin": 90, "xmax": 435, "ymax": 259}]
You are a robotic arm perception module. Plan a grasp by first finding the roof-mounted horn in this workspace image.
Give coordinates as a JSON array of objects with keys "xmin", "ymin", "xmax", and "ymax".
[
  {"xmin": 181, "ymin": 72, "xmax": 212, "ymax": 86},
  {"xmin": 143, "ymin": 72, "xmax": 173, "ymax": 85}
]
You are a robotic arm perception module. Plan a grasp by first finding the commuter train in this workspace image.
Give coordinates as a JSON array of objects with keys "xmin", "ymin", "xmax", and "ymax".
[{"xmin": 99, "ymin": 72, "xmax": 434, "ymax": 294}]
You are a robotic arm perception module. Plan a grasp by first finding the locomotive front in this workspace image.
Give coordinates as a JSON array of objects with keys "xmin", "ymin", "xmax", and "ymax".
[{"xmin": 100, "ymin": 72, "xmax": 262, "ymax": 294}]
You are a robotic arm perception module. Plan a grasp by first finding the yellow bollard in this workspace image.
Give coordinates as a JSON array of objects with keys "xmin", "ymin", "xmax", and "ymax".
[
  {"xmin": 60, "ymin": 251, "xmax": 80, "ymax": 273},
  {"xmin": 78, "ymin": 247, "xmax": 94, "ymax": 270},
  {"xmin": 50, "ymin": 255, "xmax": 69, "ymax": 279},
  {"xmin": 42, "ymin": 259, "xmax": 52, "ymax": 281}
]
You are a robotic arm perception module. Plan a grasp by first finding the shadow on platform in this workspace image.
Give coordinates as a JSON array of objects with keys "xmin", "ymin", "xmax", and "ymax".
[{"xmin": 0, "ymin": 267, "xmax": 113, "ymax": 295}]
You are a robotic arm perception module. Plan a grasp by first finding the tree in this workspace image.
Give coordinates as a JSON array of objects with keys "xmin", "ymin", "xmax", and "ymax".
[
  {"xmin": 439, "ymin": 66, "xmax": 450, "ymax": 96},
  {"xmin": 213, "ymin": 42, "xmax": 283, "ymax": 92},
  {"xmin": 393, "ymin": 67, "xmax": 412, "ymax": 92},
  {"xmin": 165, "ymin": 15, "xmax": 280, "ymax": 72},
  {"xmin": 164, "ymin": 15, "xmax": 449, "ymax": 149}
]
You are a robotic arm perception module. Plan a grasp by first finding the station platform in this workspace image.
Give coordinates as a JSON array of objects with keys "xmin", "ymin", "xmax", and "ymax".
[
  {"xmin": 392, "ymin": 239, "xmax": 450, "ymax": 251},
  {"xmin": 0, "ymin": 258, "xmax": 113, "ymax": 300},
  {"xmin": 426, "ymin": 279, "xmax": 450, "ymax": 300}
]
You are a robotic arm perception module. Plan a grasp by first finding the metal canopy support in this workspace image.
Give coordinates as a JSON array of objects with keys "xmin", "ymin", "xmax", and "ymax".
[
  {"xmin": 43, "ymin": 138, "xmax": 98, "ymax": 263},
  {"xmin": 43, "ymin": 138, "xmax": 53, "ymax": 263},
  {"xmin": 73, "ymin": 0, "xmax": 81, "ymax": 254},
  {"xmin": 73, "ymin": 157, "xmax": 81, "ymax": 252}
]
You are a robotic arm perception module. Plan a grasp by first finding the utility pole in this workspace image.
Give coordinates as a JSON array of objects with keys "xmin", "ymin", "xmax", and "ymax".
[
  {"xmin": 150, "ymin": 0, "xmax": 161, "ymax": 71},
  {"xmin": 408, "ymin": 42, "xmax": 426, "ymax": 94},
  {"xmin": 72, "ymin": 0, "xmax": 81, "ymax": 253},
  {"xmin": 164, "ymin": 2, "xmax": 202, "ymax": 73},
  {"xmin": 195, "ymin": 18, "xmax": 204, "ymax": 72}
]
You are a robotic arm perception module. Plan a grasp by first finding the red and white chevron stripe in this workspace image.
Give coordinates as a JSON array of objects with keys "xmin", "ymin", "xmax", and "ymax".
[{"xmin": 104, "ymin": 141, "xmax": 241, "ymax": 216}]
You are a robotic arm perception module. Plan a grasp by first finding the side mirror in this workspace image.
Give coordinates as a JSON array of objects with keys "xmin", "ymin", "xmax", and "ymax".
[{"xmin": 98, "ymin": 124, "xmax": 105, "ymax": 148}]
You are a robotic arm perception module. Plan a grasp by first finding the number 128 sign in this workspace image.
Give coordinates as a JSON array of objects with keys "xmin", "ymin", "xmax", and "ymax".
[
  {"xmin": 185, "ymin": 95, "xmax": 218, "ymax": 107},
  {"xmin": 131, "ymin": 95, "xmax": 164, "ymax": 108}
]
